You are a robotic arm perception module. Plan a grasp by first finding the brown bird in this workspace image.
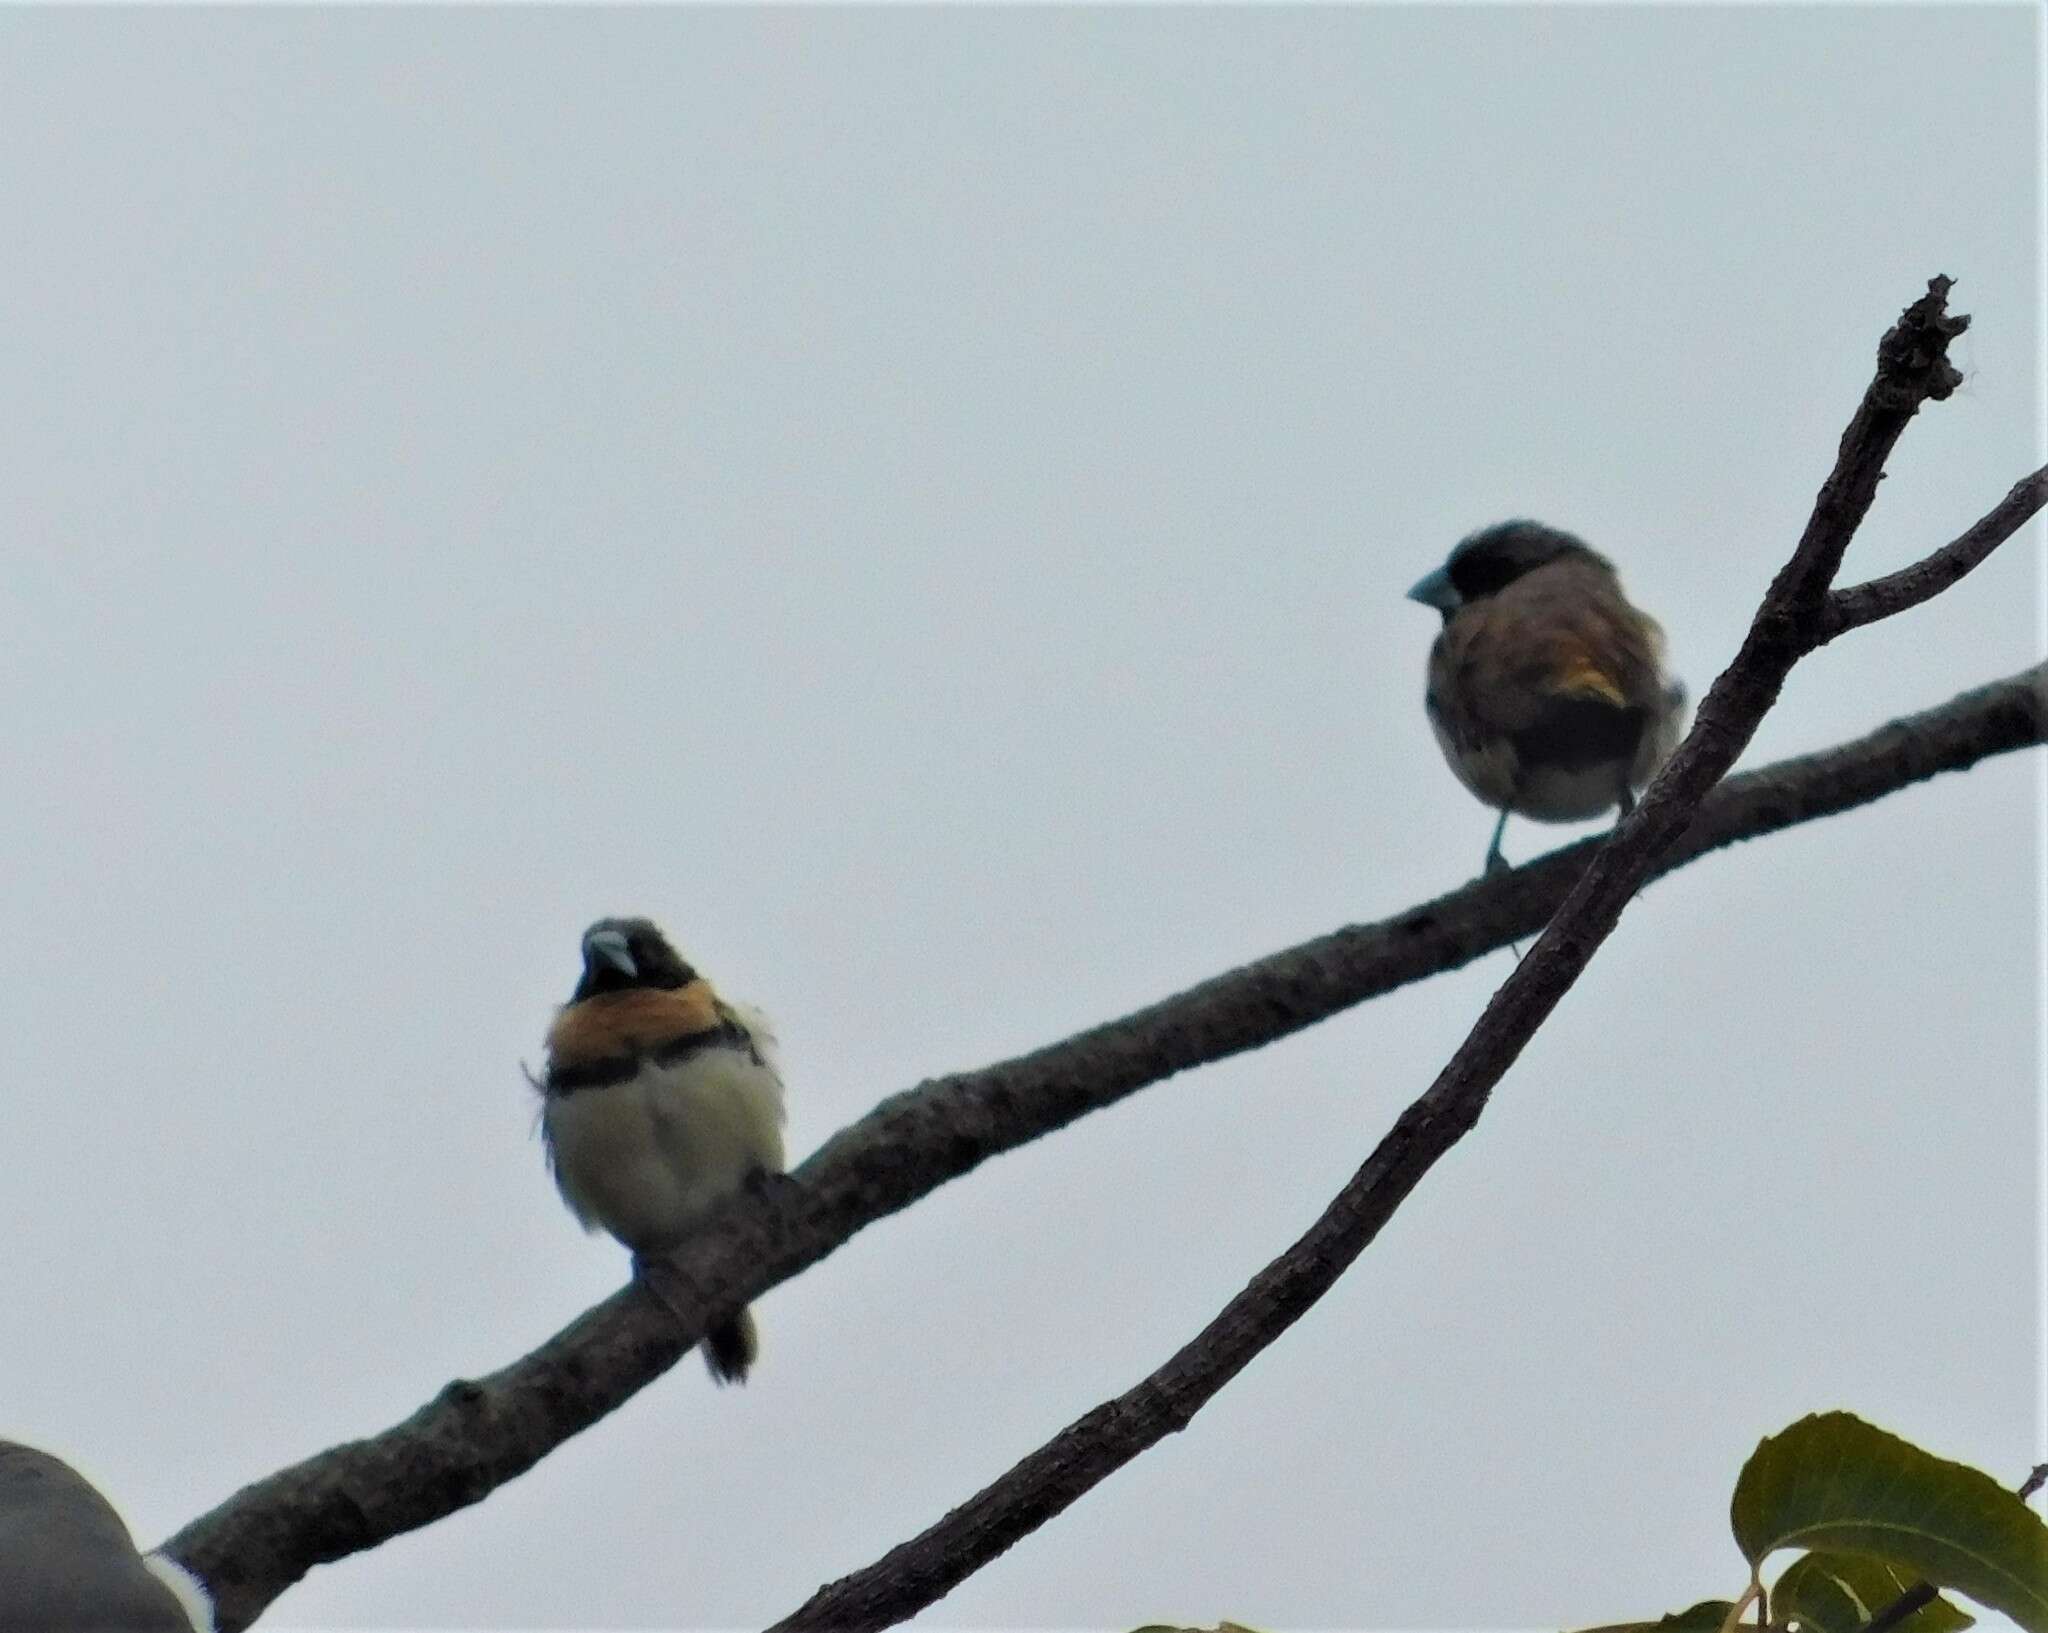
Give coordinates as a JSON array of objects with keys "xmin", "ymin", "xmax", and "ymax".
[
  {"xmin": 1408, "ymin": 520, "xmax": 1685, "ymax": 876},
  {"xmin": 540, "ymin": 917, "xmax": 787, "ymax": 1385}
]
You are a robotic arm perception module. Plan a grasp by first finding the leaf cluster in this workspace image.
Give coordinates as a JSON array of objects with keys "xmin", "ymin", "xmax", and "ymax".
[{"xmin": 1141, "ymin": 1414, "xmax": 2046, "ymax": 1633}]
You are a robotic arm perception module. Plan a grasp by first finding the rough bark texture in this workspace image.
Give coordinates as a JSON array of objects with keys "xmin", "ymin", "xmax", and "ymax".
[{"xmin": 159, "ymin": 282, "xmax": 2040, "ymax": 1631}]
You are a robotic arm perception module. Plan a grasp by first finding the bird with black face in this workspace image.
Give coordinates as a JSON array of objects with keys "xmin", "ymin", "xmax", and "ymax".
[
  {"xmin": 539, "ymin": 917, "xmax": 787, "ymax": 1385},
  {"xmin": 1408, "ymin": 520, "xmax": 1685, "ymax": 877}
]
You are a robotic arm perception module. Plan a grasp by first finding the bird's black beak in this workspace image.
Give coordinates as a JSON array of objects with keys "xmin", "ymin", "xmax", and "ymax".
[
  {"xmin": 582, "ymin": 927, "xmax": 637, "ymax": 980},
  {"xmin": 1406, "ymin": 566, "xmax": 1461, "ymax": 613}
]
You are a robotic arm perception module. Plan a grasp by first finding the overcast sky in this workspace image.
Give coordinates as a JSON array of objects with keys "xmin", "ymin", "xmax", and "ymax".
[{"xmin": 0, "ymin": 7, "xmax": 2039, "ymax": 1631}]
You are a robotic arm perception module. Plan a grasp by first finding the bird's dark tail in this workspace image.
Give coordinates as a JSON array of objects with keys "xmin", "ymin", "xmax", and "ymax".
[{"xmin": 703, "ymin": 1308, "xmax": 758, "ymax": 1386}]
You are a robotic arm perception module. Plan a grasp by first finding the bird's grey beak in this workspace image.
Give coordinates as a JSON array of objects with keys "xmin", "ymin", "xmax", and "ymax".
[
  {"xmin": 1406, "ymin": 566, "xmax": 1461, "ymax": 612},
  {"xmin": 583, "ymin": 928, "xmax": 637, "ymax": 979}
]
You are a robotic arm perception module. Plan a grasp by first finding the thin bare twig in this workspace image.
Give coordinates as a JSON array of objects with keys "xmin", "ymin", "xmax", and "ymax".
[
  {"xmin": 765, "ymin": 278, "xmax": 1987, "ymax": 1632},
  {"xmin": 1859, "ymin": 1582, "xmax": 1938, "ymax": 1633},
  {"xmin": 160, "ymin": 285, "xmax": 2035, "ymax": 1633},
  {"xmin": 1823, "ymin": 464, "xmax": 2048, "ymax": 639}
]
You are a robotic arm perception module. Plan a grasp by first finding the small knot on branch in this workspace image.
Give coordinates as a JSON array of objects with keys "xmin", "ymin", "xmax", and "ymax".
[
  {"xmin": 1872, "ymin": 275, "xmax": 1969, "ymax": 407},
  {"xmin": 437, "ymin": 1378, "xmax": 487, "ymax": 1411}
]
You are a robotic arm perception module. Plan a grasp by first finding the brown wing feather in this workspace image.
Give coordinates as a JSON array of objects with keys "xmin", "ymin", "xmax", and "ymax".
[{"xmin": 1432, "ymin": 556, "xmax": 1666, "ymax": 740}]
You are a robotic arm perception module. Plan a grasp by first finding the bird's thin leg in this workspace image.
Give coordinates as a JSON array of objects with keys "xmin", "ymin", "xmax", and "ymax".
[
  {"xmin": 1610, "ymin": 781, "xmax": 1636, "ymax": 838},
  {"xmin": 1486, "ymin": 795, "xmax": 1527, "ymax": 959},
  {"xmin": 629, "ymin": 1252, "xmax": 698, "ymax": 1335},
  {"xmin": 1482, "ymin": 806, "xmax": 1512, "ymax": 877}
]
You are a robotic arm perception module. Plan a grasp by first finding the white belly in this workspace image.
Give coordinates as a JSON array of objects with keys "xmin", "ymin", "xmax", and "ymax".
[
  {"xmin": 1512, "ymin": 757, "xmax": 1631, "ymax": 822},
  {"xmin": 1427, "ymin": 711, "xmax": 1676, "ymax": 823},
  {"xmin": 543, "ymin": 1048, "xmax": 786, "ymax": 1253}
]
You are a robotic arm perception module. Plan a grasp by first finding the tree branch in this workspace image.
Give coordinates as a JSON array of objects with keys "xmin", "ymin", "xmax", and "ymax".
[
  {"xmin": 1823, "ymin": 463, "xmax": 2048, "ymax": 640},
  {"xmin": 1859, "ymin": 1582, "xmax": 1938, "ymax": 1633},
  {"xmin": 164, "ymin": 657, "xmax": 2044, "ymax": 1630},
  {"xmin": 161, "ymin": 284, "xmax": 2031, "ymax": 1632},
  {"xmin": 763, "ymin": 278, "xmax": 1993, "ymax": 1631}
]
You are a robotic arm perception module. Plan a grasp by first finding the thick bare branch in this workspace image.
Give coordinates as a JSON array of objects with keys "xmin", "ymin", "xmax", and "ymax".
[
  {"xmin": 764, "ymin": 278, "xmax": 1990, "ymax": 1631},
  {"xmin": 161, "ymin": 283, "xmax": 2031, "ymax": 1631},
  {"xmin": 164, "ymin": 660, "xmax": 2043, "ymax": 1630},
  {"xmin": 1823, "ymin": 464, "xmax": 2048, "ymax": 639}
]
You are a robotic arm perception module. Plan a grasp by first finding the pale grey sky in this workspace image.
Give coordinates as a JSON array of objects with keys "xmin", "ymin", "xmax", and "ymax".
[{"xmin": 0, "ymin": 6, "xmax": 2038, "ymax": 1630}]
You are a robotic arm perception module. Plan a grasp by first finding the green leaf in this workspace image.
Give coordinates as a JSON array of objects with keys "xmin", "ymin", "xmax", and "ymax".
[
  {"xmin": 1730, "ymin": 1413, "xmax": 2048, "ymax": 1632},
  {"xmin": 1129, "ymin": 1624, "xmax": 1266, "ymax": 1633},
  {"xmin": 1772, "ymin": 1550, "xmax": 1974, "ymax": 1633},
  {"xmin": 1572, "ymin": 1598, "xmax": 1737, "ymax": 1633}
]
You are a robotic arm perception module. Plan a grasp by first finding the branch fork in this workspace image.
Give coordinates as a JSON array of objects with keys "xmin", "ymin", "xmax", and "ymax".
[{"xmin": 157, "ymin": 280, "xmax": 2044, "ymax": 1633}]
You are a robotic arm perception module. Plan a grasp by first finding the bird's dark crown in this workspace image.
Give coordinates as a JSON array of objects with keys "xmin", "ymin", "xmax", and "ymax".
[
  {"xmin": 571, "ymin": 916, "xmax": 697, "ymax": 1001},
  {"xmin": 1443, "ymin": 520, "xmax": 1613, "ymax": 603}
]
